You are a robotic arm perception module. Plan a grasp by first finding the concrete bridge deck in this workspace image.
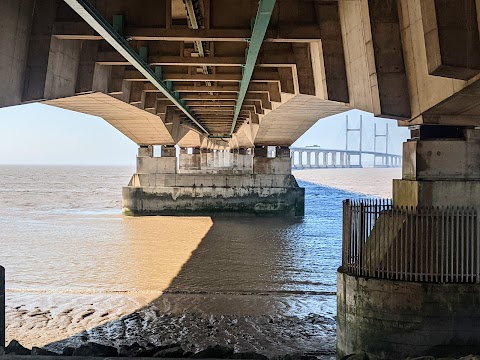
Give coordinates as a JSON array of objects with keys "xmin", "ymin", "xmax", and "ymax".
[{"xmin": 2, "ymin": 0, "xmax": 480, "ymax": 150}]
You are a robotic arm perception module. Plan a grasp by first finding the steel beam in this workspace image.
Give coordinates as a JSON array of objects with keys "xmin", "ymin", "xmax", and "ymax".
[
  {"xmin": 63, "ymin": 0, "xmax": 209, "ymax": 135},
  {"xmin": 231, "ymin": 0, "xmax": 276, "ymax": 134}
]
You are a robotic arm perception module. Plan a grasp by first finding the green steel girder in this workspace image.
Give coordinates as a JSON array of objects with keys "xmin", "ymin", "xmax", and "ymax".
[
  {"xmin": 63, "ymin": 0, "xmax": 209, "ymax": 135},
  {"xmin": 230, "ymin": 0, "xmax": 277, "ymax": 135},
  {"xmin": 112, "ymin": 15, "xmax": 124, "ymax": 35}
]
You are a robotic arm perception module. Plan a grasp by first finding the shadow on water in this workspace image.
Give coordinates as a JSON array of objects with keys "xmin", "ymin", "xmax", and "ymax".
[{"xmin": 12, "ymin": 180, "xmax": 371, "ymax": 357}]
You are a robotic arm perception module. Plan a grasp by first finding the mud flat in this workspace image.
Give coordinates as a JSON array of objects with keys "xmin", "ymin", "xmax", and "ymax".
[{"xmin": 6, "ymin": 292, "xmax": 336, "ymax": 359}]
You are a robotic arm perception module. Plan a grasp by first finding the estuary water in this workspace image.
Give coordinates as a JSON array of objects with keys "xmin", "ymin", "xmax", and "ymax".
[{"xmin": 0, "ymin": 166, "xmax": 400, "ymax": 357}]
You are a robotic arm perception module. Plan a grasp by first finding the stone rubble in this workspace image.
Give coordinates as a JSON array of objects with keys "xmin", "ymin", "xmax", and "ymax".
[
  {"xmin": 4, "ymin": 340, "xmax": 480, "ymax": 360},
  {"xmin": 341, "ymin": 353, "xmax": 480, "ymax": 360},
  {"xmin": 0, "ymin": 340, "xmax": 324, "ymax": 359}
]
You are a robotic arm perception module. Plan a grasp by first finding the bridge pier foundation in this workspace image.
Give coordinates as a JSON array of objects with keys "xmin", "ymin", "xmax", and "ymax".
[
  {"xmin": 337, "ymin": 126, "xmax": 480, "ymax": 359},
  {"xmin": 122, "ymin": 146, "xmax": 304, "ymax": 216}
]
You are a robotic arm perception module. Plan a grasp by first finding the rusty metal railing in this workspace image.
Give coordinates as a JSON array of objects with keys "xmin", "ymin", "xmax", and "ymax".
[{"xmin": 342, "ymin": 199, "xmax": 480, "ymax": 283}]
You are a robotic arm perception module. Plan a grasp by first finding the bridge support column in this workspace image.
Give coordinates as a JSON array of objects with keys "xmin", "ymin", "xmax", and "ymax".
[
  {"xmin": 138, "ymin": 145, "xmax": 153, "ymax": 157},
  {"xmin": 339, "ymin": 152, "xmax": 345, "ymax": 167},
  {"xmin": 200, "ymin": 149, "xmax": 208, "ymax": 170},
  {"xmin": 179, "ymin": 148, "xmax": 201, "ymax": 172},
  {"xmin": 394, "ymin": 127, "xmax": 480, "ymax": 207},
  {"xmin": 276, "ymin": 146, "xmax": 291, "ymax": 158},
  {"xmin": 306, "ymin": 151, "xmax": 311, "ymax": 167},
  {"xmin": 122, "ymin": 145, "xmax": 303, "ymax": 216},
  {"xmin": 338, "ymin": 126, "xmax": 480, "ymax": 359},
  {"xmin": 135, "ymin": 145, "xmax": 177, "ymax": 175},
  {"xmin": 233, "ymin": 148, "xmax": 252, "ymax": 173}
]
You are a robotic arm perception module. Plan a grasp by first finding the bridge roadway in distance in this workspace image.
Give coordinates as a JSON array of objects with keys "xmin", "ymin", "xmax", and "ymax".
[
  {"xmin": 2, "ymin": 1, "xmax": 480, "ymax": 357},
  {"xmin": 290, "ymin": 147, "xmax": 402, "ymax": 169}
]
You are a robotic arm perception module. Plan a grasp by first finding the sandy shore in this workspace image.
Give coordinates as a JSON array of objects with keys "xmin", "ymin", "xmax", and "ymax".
[
  {"xmin": 294, "ymin": 168, "xmax": 401, "ymax": 199},
  {"xmin": 5, "ymin": 293, "xmax": 144, "ymax": 349},
  {"xmin": 6, "ymin": 292, "xmax": 336, "ymax": 359}
]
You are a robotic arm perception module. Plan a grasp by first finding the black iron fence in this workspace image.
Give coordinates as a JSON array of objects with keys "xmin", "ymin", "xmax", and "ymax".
[{"xmin": 342, "ymin": 199, "xmax": 480, "ymax": 283}]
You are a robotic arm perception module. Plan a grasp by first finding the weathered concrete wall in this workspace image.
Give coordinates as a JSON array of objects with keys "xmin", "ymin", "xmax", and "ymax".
[
  {"xmin": 253, "ymin": 157, "xmax": 291, "ymax": 175},
  {"xmin": 1, "ymin": 266, "xmax": 4, "ymax": 348},
  {"xmin": 394, "ymin": 131, "xmax": 480, "ymax": 207},
  {"xmin": 393, "ymin": 179, "xmax": 480, "ymax": 207},
  {"xmin": 44, "ymin": 37, "xmax": 81, "ymax": 99},
  {"xmin": 132, "ymin": 173, "xmax": 294, "ymax": 188},
  {"xmin": 403, "ymin": 138, "xmax": 480, "ymax": 181},
  {"xmin": 122, "ymin": 176, "xmax": 304, "ymax": 216},
  {"xmin": 179, "ymin": 153, "xmax": 253, "ymax": 174},
  {"xmin": 232, "ymin": 154, "xmax": 253, "ymax": 173},
  {"xmin": 0, "ymin": 0, "xmax": 34, "ymax": 107},
  {"xmin": 138, "ymin": 146, "xmax": 154, "ymax": 157},
  {"xmin": 136, "ymin": 157, "xmax": 177, "ymax": 174},
  {"xmin": 127, "ymin": 147, "xmax": 302, "ymax": 216},
  {"xmin": 337, "ymin": 270, "xmax": 480, "ymax": 359},
  {"xmin": 338, "ymin": 0, "xmax": 380, "ymax": 115},
  {"xmin": 126, "ymin": 145, "xmax": 302, "ymax": 215},
  {"xmin": 179, "ymin": 153, "xmax": 201, "ymax": 171}
]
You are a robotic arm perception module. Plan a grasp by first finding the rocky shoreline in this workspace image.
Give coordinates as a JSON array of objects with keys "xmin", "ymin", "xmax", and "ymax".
[
  {"xmin": 3, "ymin": 342, "xmax": 480, "ymax": 360},
  {"xmin": 1, "ymin": 340, "xmax": 327, "ymax": 359},
  {"xmin": 341, "ymin": 353, "xmax": 480, "ymax": 360}
]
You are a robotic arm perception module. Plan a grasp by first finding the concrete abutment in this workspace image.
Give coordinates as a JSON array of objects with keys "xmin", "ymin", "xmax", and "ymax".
[
  {"xmin": 337, "ymin": 126, "xmax": 480, "ymax": 359},
  {"xmin": 123, "ymin": 146, "xmax": 304, "ymax": 216},
  {"xmin": 337, "ymin": 270, "xmax": 480, "ymax": 359}
]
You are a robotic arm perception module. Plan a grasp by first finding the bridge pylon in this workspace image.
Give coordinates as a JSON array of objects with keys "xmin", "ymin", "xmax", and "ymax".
[{"xmin": 346, "ymin": 115, "xmax": 363, "ymax": 167}]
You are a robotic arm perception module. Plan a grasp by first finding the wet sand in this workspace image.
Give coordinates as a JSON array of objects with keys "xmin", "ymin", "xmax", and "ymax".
[
  {"xmin": 6, "ymin": 293, "xmax": 143, "ymax": 349},
  {"xmin": 7, "ymin": 293, "xmax": 335, "ymax": 357}
]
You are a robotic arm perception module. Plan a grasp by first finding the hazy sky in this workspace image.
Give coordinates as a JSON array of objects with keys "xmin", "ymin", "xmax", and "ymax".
[{"xmin": 0, "ymin": 104, "xmax": 409, "ymax": 166}]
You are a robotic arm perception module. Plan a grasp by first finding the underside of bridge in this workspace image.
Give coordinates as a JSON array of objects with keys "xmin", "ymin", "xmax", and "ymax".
[
  {"xmin": 2, "ymin": 0, "xmax": 480, "ymax": 144},
  {"xmin": 3, "ymin": 0, "xmax": 480, "ymax": 216},
  {"xmin": 3, "ymin": 0, "xmax": 480, "ymax": 356}
]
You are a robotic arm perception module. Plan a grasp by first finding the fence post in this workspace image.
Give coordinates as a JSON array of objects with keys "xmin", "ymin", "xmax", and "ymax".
[
  {"xmin": 1, "ymin": 266, "xmax": 4, "ymax": 348},
  {"xmin": 343, "ymin": 200, "xmax": 351, "ymax": 271},
  {"xmin": 359, "ymin": 201, "xmax": 365, "ymax": 276}
]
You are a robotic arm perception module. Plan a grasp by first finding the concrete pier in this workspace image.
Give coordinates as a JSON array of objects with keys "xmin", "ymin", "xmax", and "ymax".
[
  {"xmin": 337, "ymin": 126, "xmax": 480, "ymax": 359},
  {"xmin": 337, "ymin": 271, "xmax": 480, "ymax": 358},
  {"xmin": 123, "ymin": 146, "xmax": 304, "ymax": 216}
]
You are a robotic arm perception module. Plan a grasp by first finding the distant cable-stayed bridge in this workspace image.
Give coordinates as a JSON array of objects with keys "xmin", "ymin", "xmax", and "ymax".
[
  {"xmin": 291, "ymin": 116, "xmax": 402, "ymax": 169},
  {"xmin": 290, "ymin": 147, "xmax": 402, "ymax": 169}
]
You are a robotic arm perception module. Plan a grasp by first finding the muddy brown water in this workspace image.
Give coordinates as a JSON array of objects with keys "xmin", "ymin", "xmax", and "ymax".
[{"xmin": 0, "ymin": 165, "xmax": 399, "ymax": 357}]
